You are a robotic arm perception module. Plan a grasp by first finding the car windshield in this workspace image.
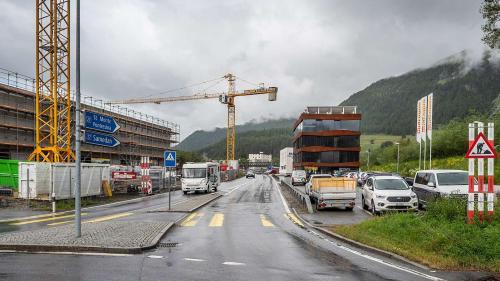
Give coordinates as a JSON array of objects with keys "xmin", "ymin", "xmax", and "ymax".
[
  {"xmin": 182, "ymin": 168, "xmax": 207, "ymax": 178},
  {"xmin": 436, "ymin": 172, "xmax": 468, "ymax": 185},
  {"xmin": 374, "ymin": 179, "xmax": 409, "ymax": 190}
]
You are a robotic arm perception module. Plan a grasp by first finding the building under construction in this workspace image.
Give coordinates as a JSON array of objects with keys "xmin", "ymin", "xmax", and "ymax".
[{"xmin": 0, "ymin": 68, "xmax": 179, "ymax": 165}]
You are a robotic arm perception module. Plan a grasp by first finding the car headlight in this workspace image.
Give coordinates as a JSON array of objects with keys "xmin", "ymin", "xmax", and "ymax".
[
  {"xmin": 410, "ymin": 193, "xmax": 417, "ymax": 199},
  {"xmin": 375, "ymin": 194, "xmax": 385, "ymax": 199},
  {"xmin": 201, "ymin": 179, "xmax": 207, "ymax": 184}
]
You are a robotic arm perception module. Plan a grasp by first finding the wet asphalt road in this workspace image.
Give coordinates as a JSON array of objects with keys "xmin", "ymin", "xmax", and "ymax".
[{"xmin": 0, "ymin": 175, "xmax": 493, "ymax": 281}]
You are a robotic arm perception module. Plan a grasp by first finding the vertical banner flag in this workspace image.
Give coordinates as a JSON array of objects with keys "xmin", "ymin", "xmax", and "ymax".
[
  {"xmin": 427, "ymin": 93, "xmax": 433, "ymax": 140},
  {"xmin": 420, "ymin": 96, "xmax": 427, "ymax": 142},
  {"xmin": 416, "ymin": 99, "xmax": 421, "ymax": 143}
]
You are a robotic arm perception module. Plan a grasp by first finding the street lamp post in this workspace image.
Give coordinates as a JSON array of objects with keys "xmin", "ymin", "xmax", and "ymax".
[
  {"xmin": 366, "ymin": 150, "xmax": 370, "ymax": 171},
  {"xmin": 74, "ymin": 0, "xmax": 82, "ymax": 237},
  {"xmin": 395, "ymin": 142, "xmax": 400, "ymax": 174}
]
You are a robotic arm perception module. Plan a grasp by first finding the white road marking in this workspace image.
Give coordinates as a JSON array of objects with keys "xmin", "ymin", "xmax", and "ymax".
[
  {"xmin": 184, "ymin": 258, "xmax": 205, "ymax": 262},
  {"xmin": 0, "ymin": 250, "xmax": 132, "ymax": 257},
  {"xmin": 147, "ymin": 255, "xmax": 164, "ymax": 259},
  {"xmin": 271, "ymin": 177, "xmax": 291, "ymax": 213},
  {"xmin": 222, "ymin": 261, "xmax": 246, "ymax": 266},
  {"xmin": 225, "ymin": 182, "xmax": 251, "ymax": 196}
]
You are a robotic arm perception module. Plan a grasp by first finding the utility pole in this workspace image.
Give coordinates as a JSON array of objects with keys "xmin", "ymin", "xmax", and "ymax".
[
  {"xmin": 395, "ymin": 142, "xmax": 400, "ymax": 174},
  {"xmin": 75, "ymin": 0, "xmax": 82, "ymax": 237},
  {"xmin": 366, "ymin": 150, "xmax": 370, "ymax": 171}
]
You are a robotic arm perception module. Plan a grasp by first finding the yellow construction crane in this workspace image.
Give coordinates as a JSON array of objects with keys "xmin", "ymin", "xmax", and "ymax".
[
  {"xmin": 29, "ymin": 0, "xmax": 74, "ymax": 162},
  {"xmin": 109, "ymin": 74, "xmax": 278, "ymax": 161}
]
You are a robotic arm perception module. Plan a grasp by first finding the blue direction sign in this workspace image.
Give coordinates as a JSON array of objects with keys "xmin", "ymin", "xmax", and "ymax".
[
  {"xmin": 84, "ymin": 131, "xmax": 120, "ymax": 147},
  {"xmin": 84, "ymin": 111, "xmax": 120, "ymax": 133},
  {"xmin": 164, "ymin": 150, "xmax": 176, "ymax": 167}
]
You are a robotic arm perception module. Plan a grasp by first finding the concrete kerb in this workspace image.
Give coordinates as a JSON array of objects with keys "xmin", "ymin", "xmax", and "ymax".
[
  {"xmin": 290, "ymin": 208, "xmax": 431, "ymax": 271},
  {"xmin": 0, "ymin": 222, "xmax": 175, "ymax": 255}
]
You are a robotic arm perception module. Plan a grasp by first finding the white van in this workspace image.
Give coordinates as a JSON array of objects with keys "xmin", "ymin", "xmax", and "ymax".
[
  {"xmin": 412, "ymin": 170, "xmax": 471, "ymax": 208},
  {"xmin": 181, "ymin": 162, "xmax": 220, "ymax": 194}
]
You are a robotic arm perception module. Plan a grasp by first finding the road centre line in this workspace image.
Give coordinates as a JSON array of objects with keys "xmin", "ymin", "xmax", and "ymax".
[
  {"xmin": 225, "ymin": 181, "xmax": 251, "ymax": 196},
  {"xmin": 147, "ymin": 255, "xmax": 164, "ymax": 259},
  {"xmin": 222, "ymin": 261, "xmax": 246, "ymax": 266},
  {"xmin": 10, "ymin": 213, "xmax": 88, "ymax": 226},
  {"xmin": 184, "ymin": 258, "xmax": 205, "ymax": 262}
]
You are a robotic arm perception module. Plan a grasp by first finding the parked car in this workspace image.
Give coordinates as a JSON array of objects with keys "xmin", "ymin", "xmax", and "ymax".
[
  {"xmin": 412, "ymin": 170, "xmax": 471, "ymax": 209},
  {"xmin": 361, "ymin": 175, "xmax": 418, "ymax": 214},
  {"xmin": 246, "ymin": 170, "xmax": 255, "ymax": 178},
  {"xmin": 291, "ymin": 170, "xmax": 307, "ymax": 186},
  {"xmin": 305, "ymin": 174, "xmax": 333, "ymax": 195}
]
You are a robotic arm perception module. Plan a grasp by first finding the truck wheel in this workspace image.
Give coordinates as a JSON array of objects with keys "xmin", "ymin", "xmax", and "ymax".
[
  {"xmin": 346, "ymin": 206, "xmax": 354, "ymax": 211},
  {"xmin": 183, "ymin": 191, "xmax": 188, "ymax": 195}
]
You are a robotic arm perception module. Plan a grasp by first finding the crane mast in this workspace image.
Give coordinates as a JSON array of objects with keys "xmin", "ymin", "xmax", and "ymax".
[
  {"xmin": 109, "ymin": 74, "xmax": 278, "ymax": 162},
  {"xmin": 29, "ymin": 0, "xmax": 74, "ymax": 162}
]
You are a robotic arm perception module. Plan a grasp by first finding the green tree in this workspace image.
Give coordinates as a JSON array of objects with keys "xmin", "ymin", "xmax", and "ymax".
[{"xmin": 480, "ymin": 0, "xmax": 500, "ymax": 49}]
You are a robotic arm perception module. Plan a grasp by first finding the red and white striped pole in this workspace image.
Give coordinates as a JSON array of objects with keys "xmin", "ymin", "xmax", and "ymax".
[
  {"xmin": 141, "ymin": 156, "xmax": 152, "ymax": 195},
  {"xmin": 477, "ymin": 122, "xmax": 484, "ymax": 223},
  {"xmin": 487, "ymin": 122, "xmax": 495, "ymax": 221},
  {"xmin": 467, "ymin": 123, "xmax": 475, "ymax": 224}
]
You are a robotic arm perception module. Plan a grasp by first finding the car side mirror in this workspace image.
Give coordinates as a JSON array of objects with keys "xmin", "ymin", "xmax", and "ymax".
[
  {"xmin": 369, "ymin": 186, "xmax": 374, "ymax": 191},
  {"xmin": 428, "ymin": 182, "xmax": 435, "ymax": 188}
]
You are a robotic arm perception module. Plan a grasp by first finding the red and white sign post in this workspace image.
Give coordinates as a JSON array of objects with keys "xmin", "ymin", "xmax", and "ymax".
[
  {"xmin": 465, "ymin": 122, "xmax": 497, "ymax": 224},
  {"xmin": 141, "ymin": 156, "xmax": 152, "ymax": 195}
]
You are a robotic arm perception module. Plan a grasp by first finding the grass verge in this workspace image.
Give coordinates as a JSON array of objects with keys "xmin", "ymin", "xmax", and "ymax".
[{"xmin": 331, "ymin": 199, "xmax": 500, "ymax": 272}]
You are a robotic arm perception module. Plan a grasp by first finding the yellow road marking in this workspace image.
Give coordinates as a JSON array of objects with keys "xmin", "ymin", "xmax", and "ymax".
[
  {"xmin": 260, "ymin": 214, "xmax": 274, "ymax": 227},
  {"xmin": 10, "ymin": 213, "xmax": 88, "ymax": 226},
  {"xmin": 84, "ymin": 212, "xmax": 133, "ymax": 223},
  {"xmin": 208, "ymin": 213, "xmax": 224, "ymax": 227},
  {"xmin": 181, "ymin": 212, "xmax": 203, "ymax": 227},
  {"xmin": 285, "ymin": 213, "xmax": 304, "ymax": 227},
  {"xmin": 48, "ymin": 212, "xmax": 133, "ymax": 226},
  {"xmin": 0, "ymin": 211, "xmax": 76, "ymax": 223}
]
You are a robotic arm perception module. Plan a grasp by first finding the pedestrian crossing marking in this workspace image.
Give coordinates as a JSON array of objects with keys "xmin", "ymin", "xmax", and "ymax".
[
  {"xmin": 10, "ymin": 213, "xmax": 88, "ymax": 226},
  {"xmin": 181, "ymin": 212, "xmax": 203, "ymax": 227},
  {"xmin": 208, "ymin": 213, "xmax": 224, "ymax": 227},
  {"xmin": 260, "ymin": 214, "xmax": 274, "ymax": 227}
]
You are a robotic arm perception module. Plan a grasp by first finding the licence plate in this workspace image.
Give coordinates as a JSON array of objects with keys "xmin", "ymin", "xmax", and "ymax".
[{"xmin": 393, "ymin": 202, "xmax": 408, "ymax": 206}]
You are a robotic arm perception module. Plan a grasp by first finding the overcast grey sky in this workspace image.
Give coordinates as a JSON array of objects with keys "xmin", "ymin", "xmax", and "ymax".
[{"xmin": 0, "ymin": 0, "xmax": 488, "ymax": 140}]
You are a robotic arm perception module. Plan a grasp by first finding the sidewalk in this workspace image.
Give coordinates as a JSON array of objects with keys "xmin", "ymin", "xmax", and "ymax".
[{"xmin": 0, "ymin": 191, "xmax": 225, "ymax": 254}]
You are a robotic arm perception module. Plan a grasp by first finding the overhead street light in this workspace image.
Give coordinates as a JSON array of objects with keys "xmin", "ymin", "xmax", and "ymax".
[{"xmin": 395, "ymin": 142, "xmax": 400, "ymax": 174}]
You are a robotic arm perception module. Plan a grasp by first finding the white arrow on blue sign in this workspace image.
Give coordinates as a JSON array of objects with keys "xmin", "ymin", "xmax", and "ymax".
[
  {"xmin": 164, "ymin": 151, "xmax": 176, "ymax": 167},
  {"xmin": 84, "ymin": 131, "xmax": 120, "ymax": 147},
  {"xmin": 84, "ymin": 111, "xmax": 120, "ymax": 134}
]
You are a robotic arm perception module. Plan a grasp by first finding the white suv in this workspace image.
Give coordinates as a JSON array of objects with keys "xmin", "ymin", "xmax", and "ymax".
[
  {"xmin": 362, "ymin": 175, "xmax": 418, "ymax": 214},
  {"xmin": 412, "ymin": 170, "xmax": 470, "ymax": 209}
]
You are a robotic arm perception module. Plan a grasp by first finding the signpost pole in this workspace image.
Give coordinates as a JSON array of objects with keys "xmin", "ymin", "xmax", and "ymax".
[
  {"xmin": 467, "ymin": 123, "xmax": 475, "ymax": 224},
  {"xmin": 477, "ymin": 122, "xmax": 485, "ymax": 223},
  {"xmin": 75, "ymin": 0, "xmax": 82, "ymax": 238},
  {"xmin": 487, "ymin": 123, "xmax": 495, "ymax": 222},
  {"xmin": 168, "ymin": 167, "xmax": 171, "ymax": 211}
]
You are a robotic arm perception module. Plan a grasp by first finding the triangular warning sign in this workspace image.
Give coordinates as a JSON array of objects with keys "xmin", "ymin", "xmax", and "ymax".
[
  {"xmin": 166, "ymin": 153, "xmax": 175, "ymax": 161},
  {"xmin": 465, "ymin": 132, "xmax": 497, "ymax": 159}
]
